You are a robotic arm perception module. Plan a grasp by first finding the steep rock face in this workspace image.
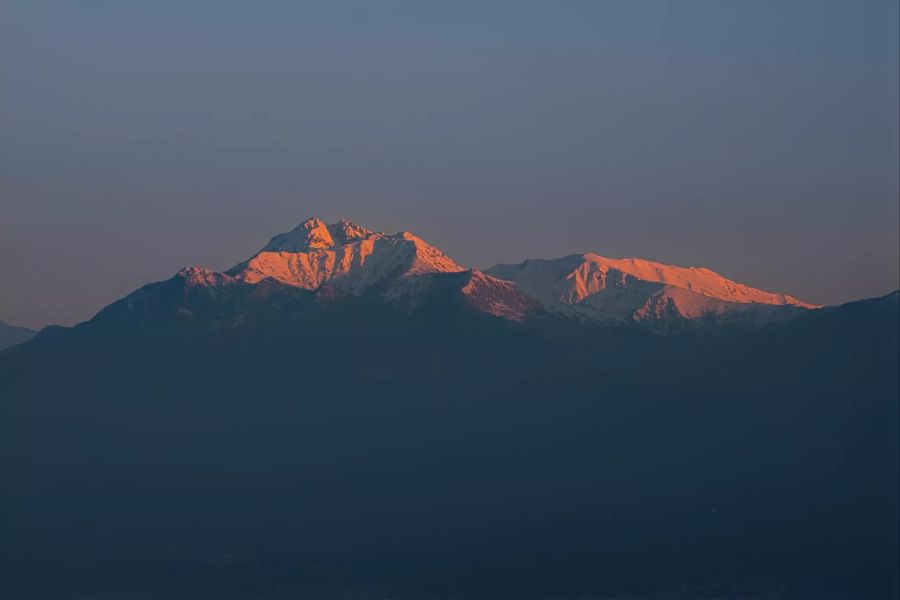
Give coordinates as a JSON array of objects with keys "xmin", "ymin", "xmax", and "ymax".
[
  {"xmin": 486, "ymin": 253, "xmax": 817, "ymax": 326},
  {"xmin": 260, "ymin": 218, "xmax": 377, "ymax": 252}
]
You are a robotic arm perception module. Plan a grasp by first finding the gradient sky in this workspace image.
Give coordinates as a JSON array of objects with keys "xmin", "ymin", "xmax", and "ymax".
[{"xmin": 2, "ymin": 1, "xmax": 898, "ymax": 329}]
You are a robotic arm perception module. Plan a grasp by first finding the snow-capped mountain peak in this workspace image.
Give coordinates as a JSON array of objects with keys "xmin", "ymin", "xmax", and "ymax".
[
  {"xmin": 229, "ymin": 219, "xmax": 466, "ymax": 296},
  {"xmin": 260, "ymin": 218, "xmax": 380, "ymax": 253},
  {"xmin": 485, "ymin": 252, "xmax": 819, "ymax": 327}
]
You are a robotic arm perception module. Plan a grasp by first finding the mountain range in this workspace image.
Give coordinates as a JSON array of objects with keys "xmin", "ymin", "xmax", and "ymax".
[
  {"xmin": 1, "ymin": 218, "xmax": 897, "ymax": 599},
  {"xmin": 39, "ymin": 218, "xmax": 824, "ymax": 340}
]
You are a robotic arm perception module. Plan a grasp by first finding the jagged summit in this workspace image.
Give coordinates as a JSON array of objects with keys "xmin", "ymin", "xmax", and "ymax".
[
  {"xmin": 330, "ymin": 219, "xmax": 376, "ymax": 245},
  {"xmin": 261, "ymin": 218, "xmax": 379, "ymax": 252},
  {"xmin": 231, "ymin": 218, "xmax": 466, "ymax": 293}
]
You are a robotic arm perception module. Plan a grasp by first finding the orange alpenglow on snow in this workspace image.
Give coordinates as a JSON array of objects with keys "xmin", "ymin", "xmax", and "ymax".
[
  {"xmin": 485, "ymin": 252, "xmax": 820, "ymax": 325},
  {"xmin": 488, "ymin": 253, "xmax": 816, "ymax": 307},
  {"xmin": 159, "ymin": 217, "xmax": 823, "ymax": 327},
  {"xmin": 227, "ymin": 218, "xmax": 467, "ymax": 294}
]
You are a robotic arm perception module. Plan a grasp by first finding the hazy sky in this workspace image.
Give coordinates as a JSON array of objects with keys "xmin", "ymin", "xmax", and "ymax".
[{"xmin": 2, "ymin": 1, "xmax": 898, "ymax": 328}]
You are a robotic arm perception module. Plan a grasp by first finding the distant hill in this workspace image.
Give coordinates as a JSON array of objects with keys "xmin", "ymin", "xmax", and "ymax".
[{"xmin": 0, "ymin": 320, "xmax": 35, "ymax": 350}]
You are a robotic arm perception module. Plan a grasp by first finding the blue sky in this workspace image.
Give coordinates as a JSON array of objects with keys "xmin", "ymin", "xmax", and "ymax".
[{"xmin": 2, "ymin": 1, "xmax": 898, "ymax": 327}]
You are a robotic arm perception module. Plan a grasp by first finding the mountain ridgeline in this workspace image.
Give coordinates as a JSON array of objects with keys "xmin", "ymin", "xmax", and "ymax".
[
  {"xmin": 1, "ymin": 219, "xmax": 897, "ymax": 599},
  {"xmin": 43, "ymin": 217, "xmax": 820, "ymax": 339},
  {"xmin": 0, "ymin": 320, "xmax": 35, "ymax": 351}
]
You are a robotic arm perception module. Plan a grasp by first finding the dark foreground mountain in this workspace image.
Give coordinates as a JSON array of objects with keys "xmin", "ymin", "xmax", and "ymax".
[
  {"xmin": 0, "ymin": 320, "xmax": 36, "ymax": 351},
  {"xmin": 0, "ymin": 220, "xmax": 897, "ymax": 599}
]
